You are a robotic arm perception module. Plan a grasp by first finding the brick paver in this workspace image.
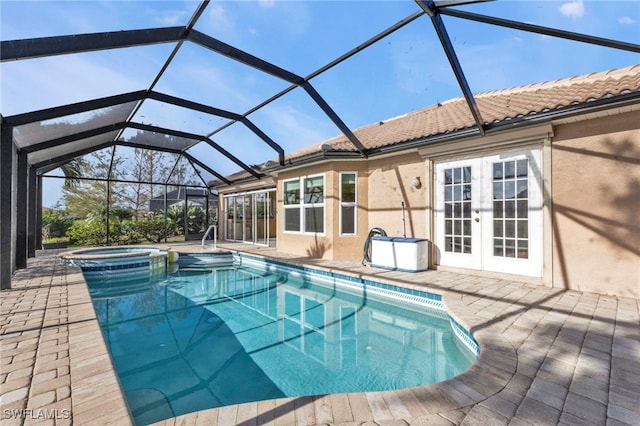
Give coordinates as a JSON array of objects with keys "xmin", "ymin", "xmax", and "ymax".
[{"xmin": 1, "ymin": 244, "xmax": 638, "ymax": 425}]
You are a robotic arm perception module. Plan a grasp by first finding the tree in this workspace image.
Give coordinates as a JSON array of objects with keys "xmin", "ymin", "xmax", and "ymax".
[
  {"xmin": 121, "ymin": 148, "xmax": 176, "ymax": 217},
  {"xmin": 62, "ymin": 148, "xmax": 127, "ymax": 219},
  {"xmin": 118, "ymin": 131, "xmax": 202, "ymax": 217},
  {"xmin": 60, "ymin": 159, "xmax": 84, "ymax": 189}
]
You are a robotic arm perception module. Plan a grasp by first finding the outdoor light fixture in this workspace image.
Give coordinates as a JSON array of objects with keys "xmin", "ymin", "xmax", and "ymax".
[{"xmin": 411, "ymin": 176, "xmax": 422, "ymax": 189}]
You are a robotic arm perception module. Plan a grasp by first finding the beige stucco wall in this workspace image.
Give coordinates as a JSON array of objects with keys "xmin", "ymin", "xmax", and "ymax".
[
  {"xmin": 275, "ymin": 153, "xmax": 428, "ymax": 261},
  {"xmin": 277, "ymin": 163, "xmax": 339, "ymax": 260},
  {"xmin": 366, "ymin": 152, "xmax": 427, "ymax": 240},
  {"xmin": 551, "ymin": 110, "xmax": 640, "ymax": 298}
]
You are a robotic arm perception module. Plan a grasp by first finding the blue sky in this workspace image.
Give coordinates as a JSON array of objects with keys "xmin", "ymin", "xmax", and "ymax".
[{"xmin": 1, "ymin": 0, "xmax": 638, "ymax": 207}]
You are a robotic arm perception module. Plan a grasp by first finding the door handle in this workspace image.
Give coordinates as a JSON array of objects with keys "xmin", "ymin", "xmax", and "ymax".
[{"xmin": 475, "ymin": 218, "xmax": 480, "ymax": 222}]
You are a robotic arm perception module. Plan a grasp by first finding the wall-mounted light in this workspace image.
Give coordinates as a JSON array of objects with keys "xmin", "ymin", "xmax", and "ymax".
[{"xmin": 411, "ymin": 176, "xmax": 421, "ymax": 189}]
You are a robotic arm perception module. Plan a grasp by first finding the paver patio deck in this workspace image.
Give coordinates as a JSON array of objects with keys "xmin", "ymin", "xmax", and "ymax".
[{"xmin": 1, "ymin": 243, "xmax": 638, "ymax": 425}]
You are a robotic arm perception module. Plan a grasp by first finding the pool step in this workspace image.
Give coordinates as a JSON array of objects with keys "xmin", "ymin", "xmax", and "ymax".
[{"xmin": 176, "ymin": 252, "xmax": 235, "ymax": 268}]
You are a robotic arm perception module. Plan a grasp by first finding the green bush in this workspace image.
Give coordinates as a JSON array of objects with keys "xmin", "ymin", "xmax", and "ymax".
[
  {"xmin": 135, "ymin": 217, "xmax": 172, "ymax": 243},
  {"xmin": 67, "ymin": 219, "xmax": 106, "ymax": 246},
  {"xmin": 67, "ymin": 216, "xmax": 179, "ymax": 246},
  {"xmin": 109, "ymin": 220, "xmax": 142, "ymax": 245},
  {"xmin": 42, "ymin": 211, "xmax": 74, "ymax": 238},
  {"xmin": 165, "ymin": 204, "xmax": 209, "ymax": 234}
]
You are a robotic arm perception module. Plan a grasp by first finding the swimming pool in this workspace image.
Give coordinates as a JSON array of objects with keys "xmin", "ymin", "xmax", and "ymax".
[{"xmin": 83, "ymin": 253, "xmax": 478, "ymax": 425}]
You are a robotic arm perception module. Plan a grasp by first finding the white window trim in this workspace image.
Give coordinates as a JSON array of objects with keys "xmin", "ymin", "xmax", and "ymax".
[
  {"xmin": 283, "ymin": 177, "xmax": 302, "ymax": 233},
  {"xmin": 282, "ymin": 174, "xmax": 326, "ymax": 235},
  {"xmin": 339, "ymin": 171, "xmax": 358, "ymax": 236}
]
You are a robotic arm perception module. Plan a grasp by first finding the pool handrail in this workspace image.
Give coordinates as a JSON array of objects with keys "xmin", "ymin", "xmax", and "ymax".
[{"xmin": 202, "ymin": 224, "xmax": 217, "ymax": 251}]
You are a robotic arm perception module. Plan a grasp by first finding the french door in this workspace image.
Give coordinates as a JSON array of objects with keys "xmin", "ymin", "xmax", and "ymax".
[{"xmin": 434, "ymin": 148, "xmax": 542, "ymax": 277}]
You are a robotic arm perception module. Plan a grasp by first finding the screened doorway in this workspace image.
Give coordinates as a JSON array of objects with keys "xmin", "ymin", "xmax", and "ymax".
[{"xmin": 224, "ymin": 189, "xmax": 276, "ymax": 246}]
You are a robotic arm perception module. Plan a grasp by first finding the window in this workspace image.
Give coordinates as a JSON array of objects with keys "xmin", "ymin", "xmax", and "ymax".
[
  {"xmin": 283, "ymin": 179, "xmax": 301, "ymax": 232},
  {"xmin": 283, "ymin": 174, "xmax": 325, "ymax": 234},
  {"xmin": 304, "ymin": 175, "xmax": 324, "ymax": 233},
  {"xmin": 340, "ymin": 172, "xmax": 357, "ymax": 235}
]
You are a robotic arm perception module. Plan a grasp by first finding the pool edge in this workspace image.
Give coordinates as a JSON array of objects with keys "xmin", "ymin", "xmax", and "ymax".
[{"xmin": 64, "ymin": 248, "xmax": 516, "ymax": 425}]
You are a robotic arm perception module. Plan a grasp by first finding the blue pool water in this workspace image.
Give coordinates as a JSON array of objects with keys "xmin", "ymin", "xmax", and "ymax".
[{"xmin": 84, "ymin": 256, "xmax": 477, "ymax": 425}]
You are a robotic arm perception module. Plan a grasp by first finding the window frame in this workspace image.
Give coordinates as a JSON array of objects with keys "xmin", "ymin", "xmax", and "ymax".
[
  {"xmin": 282, "ymin": 173, "xmax": 326, "ymax": 235},
  {"xmin": 283, "ymin": 178, "xmax": 302, "ymax": 232},
  {"xmin": 339, "ymin": 171, "xmax": 358, "ymax": 236}
]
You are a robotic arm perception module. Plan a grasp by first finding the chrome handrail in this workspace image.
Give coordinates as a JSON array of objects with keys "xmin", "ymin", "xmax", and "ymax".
[{"xmin": 202, "ymin": 224, "xmax": 217, "ymax": 250}]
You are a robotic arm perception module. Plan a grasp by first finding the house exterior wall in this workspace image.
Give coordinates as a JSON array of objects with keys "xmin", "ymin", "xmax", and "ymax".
[
  {"xmin": 275, "ymin": 152, "xmax": 429, "ymax": 261},
  {"xmin": 276, "ymin": 161, "xmax": 372, "ymax": 260},
  {"xmin": 226, "ymin": 109, "xmax": 639, "ymax": 299},
  {"xmin": 366, "ymin": 152, "xmax": 427, "ymax": 240},
  {"xmin": 550, "ymin": 110, "xmax": 640, "ymax": 298}
]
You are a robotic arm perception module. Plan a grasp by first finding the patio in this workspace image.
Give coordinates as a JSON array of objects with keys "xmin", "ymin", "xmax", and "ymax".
[{"xmin": 1, "ymin": 243, "xmax": 638, "ymax": 425}]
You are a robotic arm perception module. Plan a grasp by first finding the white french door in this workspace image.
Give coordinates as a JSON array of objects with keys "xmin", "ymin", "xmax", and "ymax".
[{"xmin": 434, "ymin": 148, "xmax": 542, "ymax": 277}]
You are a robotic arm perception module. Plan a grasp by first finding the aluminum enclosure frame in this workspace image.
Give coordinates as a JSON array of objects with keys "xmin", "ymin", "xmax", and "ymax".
[{"xmin": 1, "ymin": 0, "xmax": 638, "ymax": 288}]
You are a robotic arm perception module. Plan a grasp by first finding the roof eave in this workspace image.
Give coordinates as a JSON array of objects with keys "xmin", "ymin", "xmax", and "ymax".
[
  {"xmin": 368, "ymin": 91, "xmax": 640, "ymax": 156},
  {"xmin": 211, "ymin": 90, "xmax": 640, "ymax": 189}
]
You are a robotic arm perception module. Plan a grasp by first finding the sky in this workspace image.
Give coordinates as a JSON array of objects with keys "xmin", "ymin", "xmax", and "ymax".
[{"xmin": 1, "ymin": 0, "xmax": 638, "ymax": 208}]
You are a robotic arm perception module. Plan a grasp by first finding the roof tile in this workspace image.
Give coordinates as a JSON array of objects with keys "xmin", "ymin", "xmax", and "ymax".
[{"xmin": 216, "ymin": 65, "xmax": 640, "ymax": 185}]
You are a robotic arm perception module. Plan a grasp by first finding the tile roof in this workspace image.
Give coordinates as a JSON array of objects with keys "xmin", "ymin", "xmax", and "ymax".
[
  {"xmin": 215, "ymin": 65, "xmax": 639, "ymax": 186},
  {"xmin": 285, "ymin": 64, "xmax": 640, "ymax": 160}
]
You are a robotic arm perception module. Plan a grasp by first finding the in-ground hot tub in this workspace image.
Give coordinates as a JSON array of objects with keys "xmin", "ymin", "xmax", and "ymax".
[{"xmin": 60, "ymin": 246, "xmax": 169, "ymax": 282}]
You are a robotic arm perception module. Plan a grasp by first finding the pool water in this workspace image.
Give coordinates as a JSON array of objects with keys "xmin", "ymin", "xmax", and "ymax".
[{"xmin": 86, "ymin": 262, "xmax": 476, "ymax": 425}]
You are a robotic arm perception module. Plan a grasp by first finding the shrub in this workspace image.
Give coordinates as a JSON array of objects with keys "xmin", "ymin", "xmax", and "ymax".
[
  {"xmin": 42, "ymin": 211, "xmax": 74, "ymax": 238},
  {"xmin": 135, "ymin": 217, "xmax": 171, "ymax": 243},
  {"xmin": 67, "ymin": 219, "xmax": 106, "ymax": 246}
]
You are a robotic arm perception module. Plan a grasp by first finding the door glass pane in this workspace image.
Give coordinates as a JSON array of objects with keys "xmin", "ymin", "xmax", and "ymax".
[
  {"xmin": 463, "ymin": 167, "xmax": 471, "ymax": 183},
  {"xmin": 505, "ymin": 239, "xmax": 516, "ymax": 258},
  {"xmin": 463, "ymin": 184, "xmax": 471, "ymax": 200},
  {"xmin": 493, "ymin": 200, "xmax": 503, "ymax": 218},
  {"xmin": 244, "ymin": 195, "xmax": 253, "ymax": 242},
  {"xmin": 517, "ymin": 160, "xmax": 528, "ymax": 177},
  {"xmin": 493, "ymin": 159, "xmax": 529, "ymax": 259},
  {"xmin": 463, "ymin": 202, "xmax": 471, "ymax": 218},
  {"xmin": 505, "ymin": 181, "xmax": 515, "ymax": 199},
  {"xmin": 444, "ymin": 169, "xmax": 453, "ymax": 185},
  {"xmin": 255, "ymin": 192, "xmax": 267, "ymax": 245},
  {"xmin": 234, "ymin": 197, "xmax": 244, "ymax": 240},
  {"xmin": 463, "ymin": 237, "xmax": 471, "ymax": 254},
  {"xmin": 517, "ymin": 240, "xmax": 529, "ymax": 259},
  {"xmin": 493, "ymin": 163, "xmax": 503, "ymax": 180},
  {"xmin": 504, "ymin": 161, "xmax": 515, "ymax": 179},
  {"xmin": 443, "ymin": 167, "xmax": 472, "ymax": 254},
  {"xmin": 517, "ymin": 220, "xmax": 528, "ymax": 239},
  {"xmin": 226, "ymin": 197, "xmax": 235, "ymax": 240}
]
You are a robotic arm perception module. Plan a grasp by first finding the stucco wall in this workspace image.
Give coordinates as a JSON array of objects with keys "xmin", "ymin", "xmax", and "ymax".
[
  {"xmin": 551, "ymin": 110, "xmax": 640, "ymax": 298},
  {"xmin": 366, "ymin": 152, "xmax": 427, "ymax": 240},
  {"xmin": 277, "ymin": 163, "xmax": 337, "ymax": 260},
  {"xmin": 276, "ymin": 154, "xmax": 428, "ymax": 261}
]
